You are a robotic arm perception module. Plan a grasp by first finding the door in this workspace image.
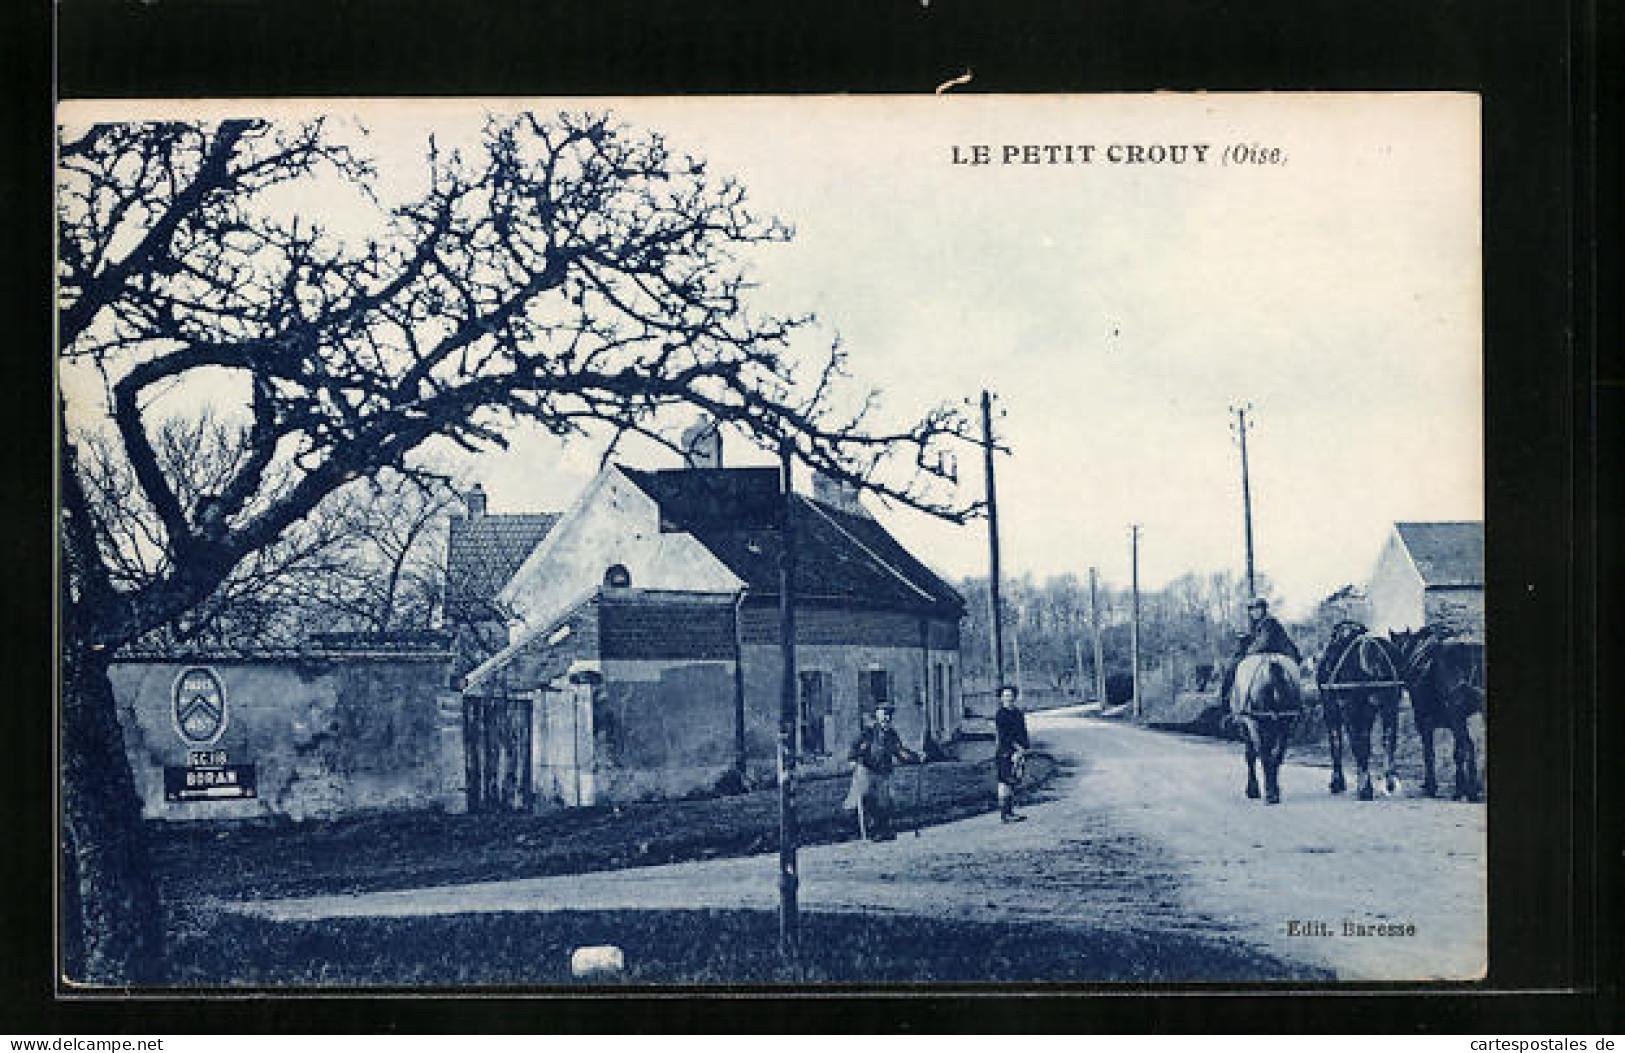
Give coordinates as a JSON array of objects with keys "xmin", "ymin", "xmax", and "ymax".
[{"xmin": 462, "ymin": 694, "xmax": 534, "ymax": 812}]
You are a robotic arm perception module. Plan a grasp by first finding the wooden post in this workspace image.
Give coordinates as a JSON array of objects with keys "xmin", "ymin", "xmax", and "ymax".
[
  {"xmin": 981, "ymin": 390, "xmax": 1005, "ymax": 690},
  {"xmin": 1072, "ymin": 635, "xmax": 1087, "ymax": 701},
  {"xmin": 1130, "ymin": 525, "xmax": 1142, "ymax": 719},
  {"xmin": 1089, "ymin": 567, "xmax": 1106, "ymax": 704},
  {"xmin": 1011, "ymin": 600, "xmax": 1024, "ymax": 695},
  {"xmin": 1231, "ymin": 404, "xmax": 1257, "ymax": 598},
  {"xmin": 731, "ymin": 590, "xmax": 749, "ymax": 785},
  {"xmin": 777, "ymin": 441, "xmax": 799, "ymax": 958}
]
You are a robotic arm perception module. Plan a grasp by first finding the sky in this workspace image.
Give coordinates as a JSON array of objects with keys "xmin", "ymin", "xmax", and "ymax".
[{"xmin": 62, "ymin": 95, "xmax": 1483, "ymax": 617}]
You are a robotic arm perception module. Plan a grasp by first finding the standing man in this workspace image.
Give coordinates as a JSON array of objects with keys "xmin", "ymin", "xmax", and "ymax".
[
  {"xmin": 994, "ymin": 685, "xmax": 1030, "ymax": 823},
  {"xmin": 845, "ymin": 703, "xmax": 920, "ymax": 841},
  {"xmin": 1219, "ymin": 597, "xmax": 1304, "ymax": 702}
]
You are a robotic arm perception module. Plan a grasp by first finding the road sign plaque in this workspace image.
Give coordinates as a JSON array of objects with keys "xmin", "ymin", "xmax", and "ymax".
[{"xmin": 164, "ymin": 763, "xmax": 257, "ymax": 802}]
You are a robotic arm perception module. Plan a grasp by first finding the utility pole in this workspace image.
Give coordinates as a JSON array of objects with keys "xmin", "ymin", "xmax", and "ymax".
[
  {"xmin": 776, "ymin": 440, "xmax": 799, "ymax": 959},
  {"xmin": 1230, "ymin": 403, "xmax": 1257, "ymax": 598},
  {"xmin": 1011, "ymin": 602, "xmax": 1024, "ymax": 695},
  {"xmin": 1072, "ymin": 634, "xmax": 1087, "ymax": 701},
  {"xmin": 1089, "ymin": 567, "xmax": 1106, "ymax": 704},
  {"xmin": 981, "ymin": 390, "xmax": 1006, "ymax": 690},
  {"xmin": 1130, "ymin": 525, "xmax": 1142, "ymax": 719}
]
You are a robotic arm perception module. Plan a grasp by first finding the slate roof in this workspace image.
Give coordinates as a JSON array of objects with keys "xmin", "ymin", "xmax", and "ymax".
[
  {"xmin": 1395, "ymin": 521, "xmax": 1484, "ymax": 588},
  {"xmin": 444, "ymin": 512, "xmax": 559, "ymax": 620},
  {"xmin": 618, "ymin": 466, "xmax": 963, "ymax": 614}
]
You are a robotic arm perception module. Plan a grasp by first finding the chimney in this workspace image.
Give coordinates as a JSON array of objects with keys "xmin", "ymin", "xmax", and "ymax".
[
  {"xmin": 680, "ymin": 417, "xmax": 722, "ymax": 469},
  {"xmin": 464, "ymin": 483, "xmax": 488, "ymax": 519},
  {"xmin": 812, "ymin": 472, "xmax": 870, "ymax": 518}
]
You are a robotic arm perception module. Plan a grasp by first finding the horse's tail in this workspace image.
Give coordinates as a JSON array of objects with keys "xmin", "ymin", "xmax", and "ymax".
[
  {"xmin": 1442, "ymin": 642, "xmax": 1487, "ymax": 716},
  {"xmin": 1263, "ymin": 657, "xmax": 1303, "ymax": 714}
]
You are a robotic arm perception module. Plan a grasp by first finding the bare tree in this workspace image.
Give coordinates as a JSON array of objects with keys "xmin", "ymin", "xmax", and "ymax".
[
  {"xmin": 300, "ymin": 473, "xmax": 461, "ymax": 637},
  {"xmin": 77, "ymin": 418, "xmax": 459, "ymax": 649},
  {"xmin": 57, "ymin": 113, "xmax": 974, "ymax": 981}
]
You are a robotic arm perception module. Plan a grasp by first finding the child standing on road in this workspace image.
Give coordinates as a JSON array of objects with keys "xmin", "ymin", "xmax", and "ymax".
[{"xmin": 994, "ymin": 685, "xmax": 1030, "ymax": 823}]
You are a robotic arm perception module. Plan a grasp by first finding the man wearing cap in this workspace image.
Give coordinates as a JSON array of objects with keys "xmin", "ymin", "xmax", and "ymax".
[
  {"xmin": 845, "ymin": 702, "xmax": 920, "ymax": 841},
  {"xmin": 993, "ymin": 685, "xmax": 1031, "ymax": 823},
  {"xmin": 1219, "ymin": 597, "xmax": 1304, "ymax": 702}
]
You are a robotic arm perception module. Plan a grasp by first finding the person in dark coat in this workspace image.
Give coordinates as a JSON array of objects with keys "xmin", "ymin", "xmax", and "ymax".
[
  {"xmin": 845, "ymin": 703, "xmax": 920, "ymax": 840},
  {"xmin": 1220, "ymin": 597, "xmax": 1304, "ymax": 701},
  {"xmin": 993, "ymin": 685, "xmax": 1031, "ymax": 822}
]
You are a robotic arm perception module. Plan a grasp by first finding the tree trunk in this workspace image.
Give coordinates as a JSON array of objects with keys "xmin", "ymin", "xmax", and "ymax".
[{"xmin": 61, "ymin": 640, "xmax": 164, "ymax": 985}]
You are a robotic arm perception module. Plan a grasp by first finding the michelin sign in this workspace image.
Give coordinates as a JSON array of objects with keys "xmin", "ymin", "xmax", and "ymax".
[{"xmin": 164, "ymin": 667, "xmax": 256, "ymax": 802}]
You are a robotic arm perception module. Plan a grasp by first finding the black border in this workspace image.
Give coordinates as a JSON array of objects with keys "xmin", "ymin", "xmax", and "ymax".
[{"xmin": 8, "ymin": 0, "xmax": 1612, "ymax": 1033}]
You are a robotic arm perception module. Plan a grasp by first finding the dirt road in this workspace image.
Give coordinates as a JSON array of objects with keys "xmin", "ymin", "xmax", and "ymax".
[{"xmin": 240, "ymin": 709, "xmax": 1485, "ymax": 981}]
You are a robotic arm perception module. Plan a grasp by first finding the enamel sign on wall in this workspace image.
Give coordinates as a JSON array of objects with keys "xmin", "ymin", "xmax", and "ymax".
[{"xmin": 171, "ymin": 666, "xmax": 228, "ymax": 746}]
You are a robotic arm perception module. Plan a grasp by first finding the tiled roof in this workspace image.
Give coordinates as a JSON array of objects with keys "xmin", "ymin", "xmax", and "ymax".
[
  {"xmin": 618, "ymin": 466, "xmax": 963, "ymax": 614},
  {"xmin": 1395, "ymin": 521, "xmax": 1484, "ymax": 588},
  {"xmin": 444, "ymin": 512, "xmax": 559, "ymax": 620}
]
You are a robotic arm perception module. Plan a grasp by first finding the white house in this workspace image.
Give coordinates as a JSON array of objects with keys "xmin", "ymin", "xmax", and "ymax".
[{"xmin": 444, "ymin": 457, "xmax": 965, "ymax": 809}]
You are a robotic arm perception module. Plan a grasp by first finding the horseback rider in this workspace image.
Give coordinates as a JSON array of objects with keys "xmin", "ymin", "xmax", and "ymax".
[
  {"xmin": 993, "ymin": 685, "xmax": 1031, "ymax": 823},
  {"xmin": 1219, "ymin": 597, "xmax": 1304, "ymax": 701},
  {"xmin": 845, "ymin": 702, "xmax": 921, "ymax": 841}
]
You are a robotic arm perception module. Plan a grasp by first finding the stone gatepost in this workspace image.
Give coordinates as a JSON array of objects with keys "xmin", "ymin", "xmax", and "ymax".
[{"xmin": 435, "ymin": 688, "xmax": 468, "ymax": 813}]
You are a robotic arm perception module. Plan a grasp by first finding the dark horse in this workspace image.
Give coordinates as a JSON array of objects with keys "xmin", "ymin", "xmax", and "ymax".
[
  {"xmin": 1391, "ymin": 627, "xmax": 1485, "ymax": 800},
  {"xmin": 1316, "ymin": 621, "xmax": 1404, "ymax": 800},
  {"xmin": 1227, "ymin": 654, "xmax": 1304, "ymax": 804}
]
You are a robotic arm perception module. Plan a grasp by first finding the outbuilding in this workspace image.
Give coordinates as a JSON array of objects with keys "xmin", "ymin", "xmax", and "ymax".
[{"xmin": 1365, "ymin": 521, "xmax": 1485, "ymax": 639}]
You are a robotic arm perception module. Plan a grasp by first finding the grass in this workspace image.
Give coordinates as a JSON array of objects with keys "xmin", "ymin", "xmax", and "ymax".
[
  {"xmin": 150, "ymin": 745, "xmax": 1058, "ymax": 903},
  {"xmin": 163, "ymin": 906, "xmax": 1327, "ymax": 986}
]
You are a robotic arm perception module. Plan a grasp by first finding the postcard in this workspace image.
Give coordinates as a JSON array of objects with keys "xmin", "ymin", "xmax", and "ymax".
[{"xmin": 57, "ymin": 94, "xmax": 1485, "ymax": 987}]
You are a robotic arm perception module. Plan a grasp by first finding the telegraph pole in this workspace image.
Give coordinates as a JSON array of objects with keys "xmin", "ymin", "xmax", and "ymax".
[
  {"xmin": 1088, "ymin": 566, "xmax": 1106, "ymax": 703},
  {"xmin": 1230, "ymin": 403, "xmax": 1257, "ymax": 598},
  {"xmin": 1130, "ymin": 525, "xmax": 1142, "ymax": 719},
  {"xmin": 1011, "ymin": 603, "xmax": 1024, "ymax": 695},
  {"xmin": 776, "ymin": 440, "xmax": 799, "ymax": 958},
  {"xmin": 981, "ymin": 390, "xmax": 1006, "ymax": 689}
]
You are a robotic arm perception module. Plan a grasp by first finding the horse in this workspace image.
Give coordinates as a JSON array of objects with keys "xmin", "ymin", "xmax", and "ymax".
[
  {"xmin": 1316, "ymin": 621, "xmax": 1404, "ymax": 800},
  {"xmin": 1227, "ymin": 654, "xmax": 1305, "ymax": 804},
  {"xmin": 1390, "ymin": 626, "xmax": 1485, "ymax": 801}
]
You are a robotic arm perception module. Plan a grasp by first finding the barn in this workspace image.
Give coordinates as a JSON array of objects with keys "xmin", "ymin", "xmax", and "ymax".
[
  {"xmin": 450, "ymin": 459, "xmax": 966, "ymax": 810},
  {"xmin": 1365, "ymin": 521, "xmax": 1485, "ymax": 640}
]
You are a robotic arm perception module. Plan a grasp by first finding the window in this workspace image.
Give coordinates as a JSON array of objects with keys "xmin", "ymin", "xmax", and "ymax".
[
  {"xmin": 798, "ymin": 671, "xmax": 832, "ymax": 755},
  {"xmin": 862, "ymin": 668, "xmax": 892, "ymax": 708}
]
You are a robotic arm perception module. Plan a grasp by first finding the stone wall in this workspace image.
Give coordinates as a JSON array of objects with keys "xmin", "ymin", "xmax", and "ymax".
[
  {"xmin": 588, "ymin": 659, "xmax": 738, "ymax": 801},
  {"xmin": 1426, "ymin": 587, "xmax": 1485, "ymax": 641},
  {"xmin": 111, "ymin": 650, "xmax": 457, "ymax": 822}
]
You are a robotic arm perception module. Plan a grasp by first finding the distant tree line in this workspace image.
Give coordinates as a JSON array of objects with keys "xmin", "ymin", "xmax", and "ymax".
[{"xmin": 957, "ymin": 569, "xmax": 1340, "ymax": 705}]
